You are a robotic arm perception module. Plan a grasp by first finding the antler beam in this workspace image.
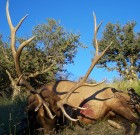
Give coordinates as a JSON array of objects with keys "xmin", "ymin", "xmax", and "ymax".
[{"xmin": 57, "ymin": 13, "xmax": 113, "ymax": 121}]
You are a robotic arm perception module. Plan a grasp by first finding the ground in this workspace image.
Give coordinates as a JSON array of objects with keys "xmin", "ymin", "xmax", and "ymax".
[
  {"xmin": 34, "ymin": 115, "xmax": 135, "ymax": 135},
  {"xmin": 57, "ymin": 116, "xmax": 134, "ymax": 135}
]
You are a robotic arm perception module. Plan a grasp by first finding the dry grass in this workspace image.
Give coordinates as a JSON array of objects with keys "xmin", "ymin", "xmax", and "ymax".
[{"xmin": 56, "ymin": 119, "xmax": 128, "ymax": 135}]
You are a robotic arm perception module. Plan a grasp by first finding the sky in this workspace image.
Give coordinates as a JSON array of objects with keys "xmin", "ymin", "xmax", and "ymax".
[{"xmin": 0, "ymin": 0, "xmax": 140, "ymax": 82}]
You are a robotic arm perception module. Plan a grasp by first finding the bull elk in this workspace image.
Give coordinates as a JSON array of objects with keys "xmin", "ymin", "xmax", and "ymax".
[{"xmin": 6, "ymin": 0, "xmax": 140, "ymax": 134}]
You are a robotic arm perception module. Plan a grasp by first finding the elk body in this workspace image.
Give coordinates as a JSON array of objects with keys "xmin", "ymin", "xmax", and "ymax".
[
  {"xmin": 40, "ymin": 81, "xmax": 140, "ymax": 125},
  {"xmin": 27, "ymin": 81, "xmax": 140, "ymax": 134}
]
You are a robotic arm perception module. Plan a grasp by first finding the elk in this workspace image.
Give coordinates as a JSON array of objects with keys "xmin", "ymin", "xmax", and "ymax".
[{"xmin": 6, "ymin": 0, "xmax": 140, "ymax": 135}]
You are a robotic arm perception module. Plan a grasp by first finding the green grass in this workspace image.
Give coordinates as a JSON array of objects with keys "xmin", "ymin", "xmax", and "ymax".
[
  {"xmin": 0, "ymin": 96, "xmax": 28, "ymax": 134},
  {"xmin": 110, "ymin": 79, "xmax": 140, "ymax": 94}
]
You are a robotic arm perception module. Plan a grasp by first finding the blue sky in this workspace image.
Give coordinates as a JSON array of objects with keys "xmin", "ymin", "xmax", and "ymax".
[{"xmin": 0, "ymin": 0, "xmax": 140, "ymax": 82}]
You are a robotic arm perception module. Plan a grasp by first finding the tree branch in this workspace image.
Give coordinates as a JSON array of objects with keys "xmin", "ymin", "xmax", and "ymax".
[{"xmin": 26, "ymin": 63, "xmax": 56, "ymax": 78}]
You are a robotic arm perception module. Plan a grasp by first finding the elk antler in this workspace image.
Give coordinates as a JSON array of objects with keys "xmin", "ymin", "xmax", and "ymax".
[
  {"xmin": 6, "ymin": 0, "xmax": 55, "ymax": 119},
  {"xmin": 6, "ymin": 0, "xmax": 35, "ymax": 90},
  {"xmin": 57, "ymin": 12, "xmax": 113, "ymax": 121}
]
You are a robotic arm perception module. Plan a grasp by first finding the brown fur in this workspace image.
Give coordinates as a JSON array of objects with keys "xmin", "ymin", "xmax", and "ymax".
[
  {"xmin": 39, "ymin": 80, "xmax": 140, "ymax": 134},
  {"xmin": 27, "ymin": 90, "xmax": 62, "ymax": 134},
  {"xmin": 27, "ymin": 80, "xmax": 140, "ymax": 134}
]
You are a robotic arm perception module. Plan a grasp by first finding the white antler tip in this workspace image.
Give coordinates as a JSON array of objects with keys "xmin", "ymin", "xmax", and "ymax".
[
  {"xmin": 6, "ymin": 0, "xmax": 9, "ymax": 11},
  {"xmin": 7, "ymin": 0, "xmax": 9, "ymax": 5}
]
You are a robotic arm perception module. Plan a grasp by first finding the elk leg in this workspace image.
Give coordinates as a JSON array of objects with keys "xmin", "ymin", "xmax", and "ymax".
[
  {"xmin": 111, "ymin": 106, "xmax": 140, "ymax": 135},
  {"xmin": 112, "ymin": 106, "xmax": 138, "ymax": 123},
  {"xmin": 104, "ymin": 111, "xmax": 116, "ymax": 119}
]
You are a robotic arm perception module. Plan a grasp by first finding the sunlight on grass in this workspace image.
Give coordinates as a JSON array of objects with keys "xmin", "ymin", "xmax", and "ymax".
[{"xmin": 109, "ymin": 79, "xmax": 140, "ymax": 94}]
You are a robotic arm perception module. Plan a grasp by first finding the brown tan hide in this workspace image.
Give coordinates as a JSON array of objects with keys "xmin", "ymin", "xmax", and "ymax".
[
  {"xmin": 40, "ymin": 80, "xmax": 140, "ymax": 134},
  {"xmin": 26, "ymin": 90, "xmax": 62, "ymax": 134}
]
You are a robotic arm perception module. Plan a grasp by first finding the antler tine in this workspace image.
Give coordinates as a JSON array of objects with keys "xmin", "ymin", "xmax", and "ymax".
[
  {"xmin": 57, "ymin": 13, "xmax": 113, "ymax": 121},
  {"xmin": 93, "ymin": 12, "xmax": 102, "ymax": 56},
  {"xmin": 82, "ymin": 78, "xmax": 106, "ymax": 87},
  {"xmin": 59, "ymin": 105, "xmax": 79, "ymax": 122},
  {"xmin": 26, "ymin": 94, "xmax": 55, "ymax": 119},
  {"xmin": 6, "ymin": 0, "xmax": 13, "ymax": 30},
  {"xmin": 16, "ymin": 74, "xmax": 24, "ymax": 86},
  {"xmin": 6, "ymin": 0, "xmax": 28, "ymax": 32},
  {"xmin": 15, "ymin": 14, "xmax": 28, "ymax": 32},
  {"xmin": 35, "ymin": 94, "xmax": 56, "ymax": 119}
]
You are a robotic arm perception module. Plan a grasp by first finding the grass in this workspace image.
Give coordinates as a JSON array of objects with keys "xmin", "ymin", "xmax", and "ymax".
[
  {"xmin": 56, "ymin": 119, "xmax": 127, "ymax": 135},
  {"xmin": 109, "ymin": 79, "xmax": 140, "ymax": 94},
  {"xmin": 0, "ymin": 79, "xmax": 140, "ymax": 135},
  {"xmin": 0, "ymin": 96, "xmax": 28, "ymax": 134}
]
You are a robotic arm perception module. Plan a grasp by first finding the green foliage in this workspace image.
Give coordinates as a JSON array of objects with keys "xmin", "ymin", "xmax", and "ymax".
[
  {"xmin": 0, "ymin": 35, "xmax": 13, "ymax": 97},
  {"xmin": 32, "ymin": 19, "xmax": 81, "ymax": 65},
  {"xmin": 110, "ymin": 79, "xmax": 140, "ymax": 95},
  {"xmin": 29, "ymin": 19, "xmax": 81, "ymax": 84},
  {"xmin": 97, "ymin": 21, "xmax": 140, "ymax": 81},
  {"xmin": 0, "ymin": 19, "xmax": 81, "ymax": 96}
]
